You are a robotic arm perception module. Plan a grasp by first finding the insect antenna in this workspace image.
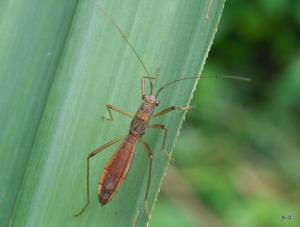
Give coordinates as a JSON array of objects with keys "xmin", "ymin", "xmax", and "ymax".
[
  {"xmin": 155, "ymin": 75, "xmax": 250, "ymax": 98},
  {"xmin": 96, "ymin": 4, "xmax": 154, "ymax": 91}
]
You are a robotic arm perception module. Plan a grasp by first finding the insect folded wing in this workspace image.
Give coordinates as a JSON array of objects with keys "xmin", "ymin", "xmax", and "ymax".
[{"xmin": 98, "ymin": 140, "xmax": 135, "ymax": 204}]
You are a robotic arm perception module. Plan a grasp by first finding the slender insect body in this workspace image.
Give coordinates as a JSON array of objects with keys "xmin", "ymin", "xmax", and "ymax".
[
  {"xmin": 98, "ymin": 95, "xmax": 159, "ymax": 204},
  {"xmin": 75, "ymin": 5, "xmax": 249, "ymax": 218}
]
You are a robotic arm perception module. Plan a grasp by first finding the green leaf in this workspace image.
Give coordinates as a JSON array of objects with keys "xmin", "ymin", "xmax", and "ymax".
[
  {"xmin": 0, "ymin": 0, "xmax": 79, "ymax": 225},
  {"xmin": 0, "ymin": 0, "xmax": 225, "ymax": 226}
]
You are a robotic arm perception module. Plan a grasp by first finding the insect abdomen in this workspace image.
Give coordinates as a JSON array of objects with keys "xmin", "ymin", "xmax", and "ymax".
[{"xmin": 98, "ymin": 140, "xmax": 135, "ymax": 204}]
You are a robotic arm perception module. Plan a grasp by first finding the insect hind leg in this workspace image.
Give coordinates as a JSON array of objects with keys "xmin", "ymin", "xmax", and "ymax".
[
  {"xmin": 138, "ymin": 139, "xmax": 154, "ymax": 219},
  {"xmin": 74, "ymin": 136, "xmax": 126, "ymax": 217}
]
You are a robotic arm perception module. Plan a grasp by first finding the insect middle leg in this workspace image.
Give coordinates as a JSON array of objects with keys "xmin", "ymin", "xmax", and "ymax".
[
  {"xmin": 148, "ymin": 124, "xmax": 172, "ymax": 160},
  {"xmin": 75, "ymin": 135, "xmax": 127, "ymax": 217},
  {"xmin": 148, "ymin": 124, "xmax": 167, "ymax": 150},
  {"xmin": 103, "ymin": 104, "xmax": 133, "ymax": 121},
  {"xmin": 153, "ymin": 105, "xmax": 192, "ymax": 117},
  {"xmin": 137, "ymin": 139, "xmax": 154, "ymax": 218},
  {"xmin": 205, "ymin": 0, "xmax": 214, "ymax": 22}
]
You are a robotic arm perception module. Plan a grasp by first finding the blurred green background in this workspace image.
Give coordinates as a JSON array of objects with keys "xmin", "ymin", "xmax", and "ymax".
[{"xmin": 151, "ymin": 1, "xmax": 300, "ymax": 227}]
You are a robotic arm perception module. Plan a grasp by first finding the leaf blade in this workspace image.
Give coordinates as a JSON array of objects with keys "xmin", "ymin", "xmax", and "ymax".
[{"xmin": 5, "ymin": 0, "xmax": 225, "ymax": 226}]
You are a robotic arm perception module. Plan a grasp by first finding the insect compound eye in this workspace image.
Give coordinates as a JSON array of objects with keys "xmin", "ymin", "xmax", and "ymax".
[{"xmin": 155, "ymin": 100, "xmax": 160, "ymax": 106}]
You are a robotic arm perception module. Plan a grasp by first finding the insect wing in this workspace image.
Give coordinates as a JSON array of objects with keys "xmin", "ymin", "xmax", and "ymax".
[{"xmin": 98, "ymin": 140, "xmax": 135, "ymax": 204}]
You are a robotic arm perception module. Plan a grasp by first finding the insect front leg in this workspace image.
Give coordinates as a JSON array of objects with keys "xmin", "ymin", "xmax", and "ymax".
[
  {"xmin": 102, "ymin": 104, "xmax": 133, "ymax": 121},
  {"xmin": 141, "ymin": 68, "xmax": 160, "ymax": 97},
  {"xmin": 153, "ymin": 105, "xmax": 192, "ymax": 117},
  {"xmin": 137, "ymin": 139, "xmax": 154, "ymax": 219},
  {"xmin": 75, "ymin": 136, "xmax": 127, "ymax": 217}
]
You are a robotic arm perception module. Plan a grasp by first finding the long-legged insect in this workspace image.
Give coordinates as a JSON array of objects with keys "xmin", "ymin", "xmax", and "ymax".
[{"xmin": 75, "ymin": 5, "xmax": 249, "ymax": 217}]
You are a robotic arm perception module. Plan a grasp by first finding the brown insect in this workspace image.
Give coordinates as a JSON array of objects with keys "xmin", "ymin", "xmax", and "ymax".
[
  {"xmin": 75, "ymin": 5, "xmax": 249, "ymax": 217},
  {"xmin": 74, "ymin": 5, "xmax": 196, "ymax": 217}
]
